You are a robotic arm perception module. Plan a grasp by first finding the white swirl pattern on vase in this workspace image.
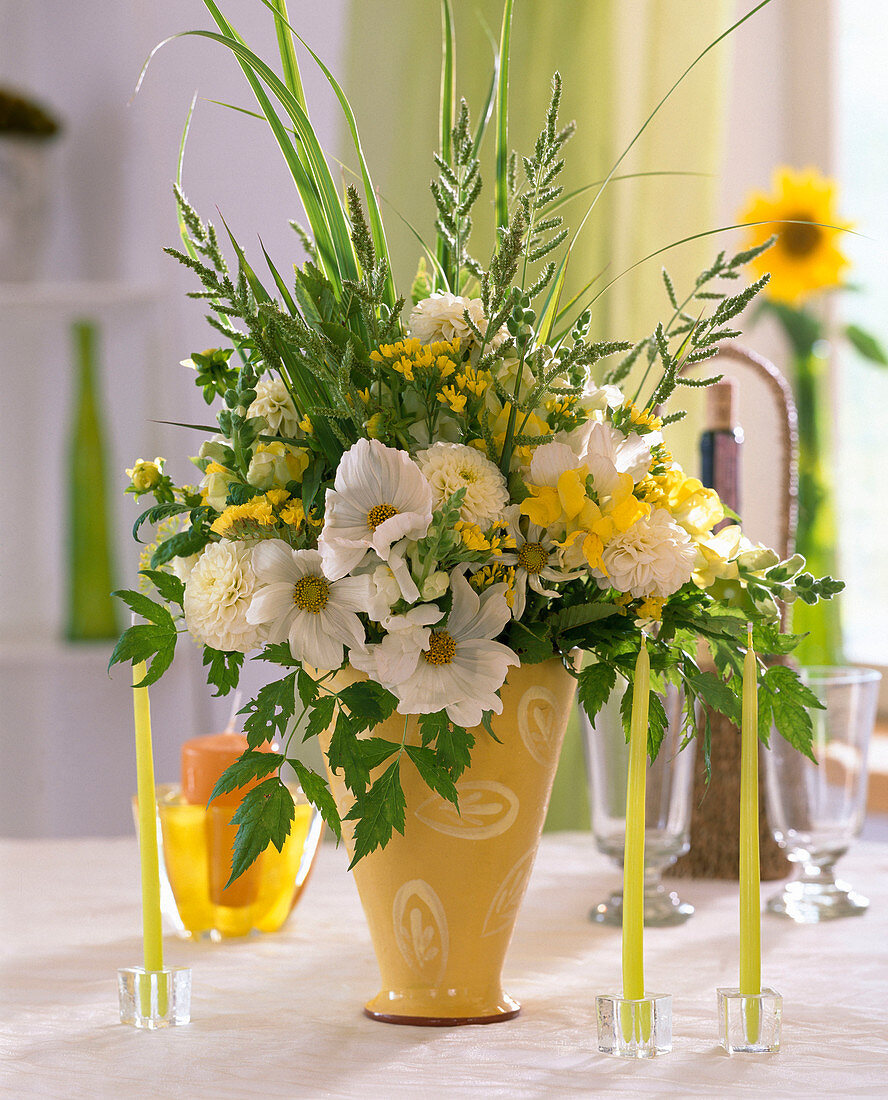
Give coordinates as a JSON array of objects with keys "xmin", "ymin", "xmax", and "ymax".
[
  {"xmin": 392, "ymin": 879, "xmax": 449, "ymax": 982},
  {"xmin": 414, "ymin": 779, "xmax": 519, "ymax": 839},
  {"xmin": 518, "ymin": 686, "xmax": 562, "ymax": 767},
  {"xmin": 481, "ymin": 846, "xmax": 538, "ymax": 938}
]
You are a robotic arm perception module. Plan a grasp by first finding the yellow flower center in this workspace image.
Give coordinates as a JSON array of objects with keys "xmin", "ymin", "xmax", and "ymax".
[
  {"xmin": 293, "ymin": 575, "xmax": 330, "ymax": 613},
  {"xmin": 423, "ymin": 630, "xmax": 457, "ymax": 666},
  {"xmin": 780, "ymin": 214, "xmax": 822, "ymax": 257},
  {"xmin": 518, "ymin": 542, "xmax": 549, "ymax": 575},
  {"xmin": 367, "ymin": 503, "xmax": 399, "ymax": 530}
]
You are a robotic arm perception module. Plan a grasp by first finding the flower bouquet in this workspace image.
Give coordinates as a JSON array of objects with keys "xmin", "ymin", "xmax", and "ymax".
[{"xmin": 111, "ymin": 0, "xmax": 841, "ymax": 1021}]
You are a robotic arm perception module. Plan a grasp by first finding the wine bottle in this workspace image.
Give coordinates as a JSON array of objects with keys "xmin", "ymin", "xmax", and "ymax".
[{"xmin": 700, "ymin": 377, "xmax": 743, "ymax": 526}]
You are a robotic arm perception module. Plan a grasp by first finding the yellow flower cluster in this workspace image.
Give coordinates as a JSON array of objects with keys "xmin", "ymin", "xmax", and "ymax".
[
  {"xmin": 370, "ymin": 336, "xmax": 461, "ymax": 383},
  {"xmin": 521, "ymin": 465, "xmax": 647, "ymax": 573},
  {"xmin": 469, "ymin": 562, "xmax": 517, "ymax": 608},
  {"xmin": 455, "ymin": 521, "xmax": 515, "ymax": 555},
  {"xmin": 210, "ymin": 490, "xmax": 317, "ymax": 540}
]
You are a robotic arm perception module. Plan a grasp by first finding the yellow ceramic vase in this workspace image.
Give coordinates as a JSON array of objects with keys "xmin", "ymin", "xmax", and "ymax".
[{"xmin": 320, "ymin": 658, "xmax": 577, "ymax": 1026}]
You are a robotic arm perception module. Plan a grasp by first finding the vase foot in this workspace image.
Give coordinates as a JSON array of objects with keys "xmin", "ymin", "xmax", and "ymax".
[{"xmin": 363, "ymin": 990, "xmax": 521, "ymax": 1026}]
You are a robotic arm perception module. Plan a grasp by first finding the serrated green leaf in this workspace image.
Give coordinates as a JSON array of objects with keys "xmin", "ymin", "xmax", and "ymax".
[
  {"xmin": 759, "ymin": 664, "xmax": 820, "ymax": 760},
  {"xmin": 648, "ymin": 690, "xmax": 668, "ymax": 760},
  {"xmin": 139, "ymin": 569, "xmax": 185, "ymax": 607},
  {"xmin": 577, "ymin": 662, "xmax": 617, "ymax": 725},
  {"xmin": 228, "ymin": 778, "xmax": 295, "ymax": 884},
  {"xmin": 108, "ymin": 621, "xmax": 177, "ymax": 687},
  {"xmin": 346, "ymin": 760, "xmax": 406, "ymax": 866},
  {"xmin": 209, "ymin": 750, "xmax": 284, "ymax": 805},
  {"xmin": 304, "ymin": 694, "xmax": 337, "ymax": 741},
  {"xmin": 112, "ymin": 589, "xmax": 174, "ymax": 629},
  {"xmin": 132, "ymin": 502, "xmax": 191, "ymax": 544},
  {"xmin": 681, "ymin": 664, "xmax": 740, "ymax": 725},
  {"xmin": 420, "ymin": 710, "xmax": 475, "ymax": 780},
  {"xmin": 505, "ymin": 619, "xmax": 555, "ymax": 664},
  {"xmin": 338, "ymin": 681, "xmax": 399, "ymax": 730},
  {"xmin": 287, "ymin": 758, "xmax": 341, "ymax": 840},
  {"xmin": 406, "ymin": 744, "xmax": 460, "ymax": 807},
  {"xmin": 327, "ymin": 710, "xmax": 372, "ymax": 794},
  {"xmin": 239, "ymin": 673, "xmax": 298, "ymax": 749},
  {"xmin": 202, "ymin": 646, "xmax": 245, "ymax": 697},
  {"xmin": 359, "ymin": 736, "xmax": 402, "ymax": 772},
  {"xmin": 150, "ymin": 526, "xmax": 210, "ymax": 569}
]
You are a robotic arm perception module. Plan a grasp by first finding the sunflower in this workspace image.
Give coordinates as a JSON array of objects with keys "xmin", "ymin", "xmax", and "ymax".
[{"xmin": 738, "ymin": 167, "xmax": 851, "ymax": 305}]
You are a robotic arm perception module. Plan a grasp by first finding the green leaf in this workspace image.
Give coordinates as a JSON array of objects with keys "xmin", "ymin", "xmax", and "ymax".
[
  {"xmin": 338, "ymin": 681, "xmax": 399, "ymax": 730},
  {"xmin": 551, "ymin": 601, "xmax": 619, "ymax": 637},
  {"xmin": 845, "ymin": 322, "xmax": 888, "ymax": 366},
  {"xmin": 257, "ymin": 641, "xmax": 302, "ymax": 668},
  {"xmin": 132, "ymin": 502, "xmax": 191, "ymax": 543},
  {"xmin": 577, "ymin": 662, "xmax": 617, "ymax": 725},
  {"xmin": 648, "ymin": 690, "xmax": 668, "ymax": 760},
  {"xmin": 296, "ymin": 666, "xmax": 320, "ymax": 706},
  {"xmin": 304, "ymin": 694, "xmax": 337, "ymax": 741},
  {"xmin": 228, "ymin": 778, "xmax": 295, "ymax": 884},
  {"xmin": 107, "ymin": 622, "xmax": 177, "ymax": 688},
  {"xmin": 239, "ymin": 673, "xmax": 298, "ymax": 749},
  {"xmin": 202, "ymin": 646, "xmax": 245, "ymax": 697},
  {"xmin": 209, "ymin": 750, "xmax": 284, "ymax": 805},
  {"xmin": 406, "ymin": 744, "xmax": 459, "ymax": 807},
  {"xmin": 359, "ymin": 737, "xmax": 403, "ymax": 772},
  {"xmin": 150, "ymin": 526, "xmax": 209, "ymax": 569},
  {"xmin": 326, "ymin": 710, "xmax": 372, "ymax": 794},
  {"xmin": 111, "ymin": 588, "xmax": 173, "ymax": 628},
  {"xmin": 424, "ymin": 711, "xmax": 475, "ymax": 780},
  {"xmin": 346, "ymin": 760, "xmax": 406, "ymax": 866},
  {"xmin": 139, "ymin": 569, "xmax": 185, "ymax": 607},
  {"xmin": 287, "ymin": 758, "xmax": 341, "ymax": 841},
  {"xmin": 681, "ymin": 664, "xmax": 740, "ymax": 725},
  {"xmin": 758, "ymin": 664, "xmax": 821, "ymax": 760},
  {"xmin": 505, "ymin": 619, "xmax": 555, "ymax": 664}
]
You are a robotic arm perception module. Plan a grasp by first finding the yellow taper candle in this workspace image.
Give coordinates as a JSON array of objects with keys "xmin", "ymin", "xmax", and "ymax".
[
  {"xmin": 622, "ymin": 638, "xmax": 649, "ymax": 1003},
  {"xmin": 739, "ymin": 625, "xmax": 761, "ymax": 1007},
  {"xmin": 133, "ymin": 660, "xmax": 164, "ymax": 975}
]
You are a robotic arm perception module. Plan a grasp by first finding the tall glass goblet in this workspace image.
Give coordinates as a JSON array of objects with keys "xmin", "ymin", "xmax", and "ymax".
[
  {"xmin": 580, "ymin": 678, "xmax": 697, "ymax": 927},
  {"xmin": 763, "ymin": 666, "xmax": 881, "ymax": 922}
]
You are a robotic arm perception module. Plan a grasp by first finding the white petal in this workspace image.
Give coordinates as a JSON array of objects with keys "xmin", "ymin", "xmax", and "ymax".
[
  {"xmin": 445, "ymin": 570, "xmax": 481, "ymax": 637},
  {"xmin": 290, "ymin": 612, "xmax": 343, "ymax": 670},
  {"xmin": 329, "ymin": 573, "xmax": 373, "ymax": 612},
  {"xmin": 252, "ymin": 540, "xmax": 298, "ymax": 583},
  {"xmin": 247, "ymin": 581, "xmax": 295, "ymax": 625}
]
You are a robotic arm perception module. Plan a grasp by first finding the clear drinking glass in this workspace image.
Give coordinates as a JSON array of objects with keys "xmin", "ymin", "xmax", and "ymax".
[
  {"xmin": 763, "ymin": 666, "xmax": 881, "ymax": 922},
  {"xmin": 580, "ymin": 678, "xmax": 697, "ymax": 926}
]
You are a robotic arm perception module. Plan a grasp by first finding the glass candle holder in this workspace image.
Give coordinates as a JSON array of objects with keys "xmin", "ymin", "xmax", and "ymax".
[
  {"xmin": 135, "ymin": 782, "xmax": 323, "ymax": 940},
  {"xmin": 717, "ymin": 987, "xmax": 782, "ymax": 1053},
  {"xmin": 596, "ymin": 993, "xmax": 673, "ymax": 1057},
  {"xmin": 118, "ymin": 966, "xmax": 192, "ymax": 1029}
]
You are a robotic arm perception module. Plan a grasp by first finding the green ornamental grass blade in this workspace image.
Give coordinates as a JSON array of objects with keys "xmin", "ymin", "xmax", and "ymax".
[
  {"xmin": 268, "ymin": 0, "xmax": 308, "ymax": 114},
  {"xmin": 494, "ymin": 0, "xmax": 513, "ymax": 229},
  {"xmin": 256, "ymin": 0, "xmax": 396, "ymax": 307}
]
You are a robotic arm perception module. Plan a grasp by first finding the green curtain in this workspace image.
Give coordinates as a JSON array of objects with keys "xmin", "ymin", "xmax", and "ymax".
[{"xmin": 343, "ymin": 0, "xmax": 731, "ymax": 828}]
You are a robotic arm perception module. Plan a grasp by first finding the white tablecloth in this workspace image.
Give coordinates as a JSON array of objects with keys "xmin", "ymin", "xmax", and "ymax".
[{"xmin": 2, "ymin": 834, "xmax": 886, "ymax": 1099}]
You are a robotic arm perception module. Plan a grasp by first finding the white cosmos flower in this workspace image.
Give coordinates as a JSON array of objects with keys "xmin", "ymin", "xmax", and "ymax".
[
  {"xmin": 497, "ymin": 506, "xmax": 583, "ymax": 619},
  {"xmin": 247, "ymin": 378, "xmax": 300, "ymax": 438},
  {"xmin": 184, "ymin": 541, "xmax": 267, "ymax": 653},
  {"xmin": 599, "ymin": 508, "xmax": 696, "ymax": 598},
  {"xmin": 416, "ymin": 442, "xmax": 509, "ymax": 528},
  {"xmin": 408, "ymin": 292, "xmax": 506, "ymax": 348},
  {"xmin": 350, "ymin": 604, "xmax": 443, "ymax": 686},
  {"xmin": 318, "ymin": 439, "xmax": 434, "ymax": 580},
  {"xmin": 246, "ymin": 542, "xmax": 371, "ymax": 669},
  {"xmin": 359, "ymin": 570, "xmax": 519, "ymax": 727}
]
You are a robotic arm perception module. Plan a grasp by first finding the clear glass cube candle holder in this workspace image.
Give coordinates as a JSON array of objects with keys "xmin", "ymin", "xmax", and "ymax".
[
  {"xmin": 118, "ymin": 966, "xmax": 192, "ymax": 1029},
  {"xmin": 596, "ymin": 993, "xmax": 673, "ymax": 1057},
  {"xmin": 717, "ymin": 988, "xmax": 782, "ymax": 1053},
  {"xmin": 135, "ymin": 782, "xmax": 323, "ymax": 940}
]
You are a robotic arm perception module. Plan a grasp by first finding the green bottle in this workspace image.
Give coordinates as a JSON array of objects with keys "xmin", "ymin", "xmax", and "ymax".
[{"xmin": 66, "ymin": 319, "xmax": 119, "ymax": 640}]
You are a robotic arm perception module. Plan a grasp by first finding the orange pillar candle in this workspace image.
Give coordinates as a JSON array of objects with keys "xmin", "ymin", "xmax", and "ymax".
[{"xmin": 181, "ymin": 733, "xmax": 276, "ymax": 906}]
